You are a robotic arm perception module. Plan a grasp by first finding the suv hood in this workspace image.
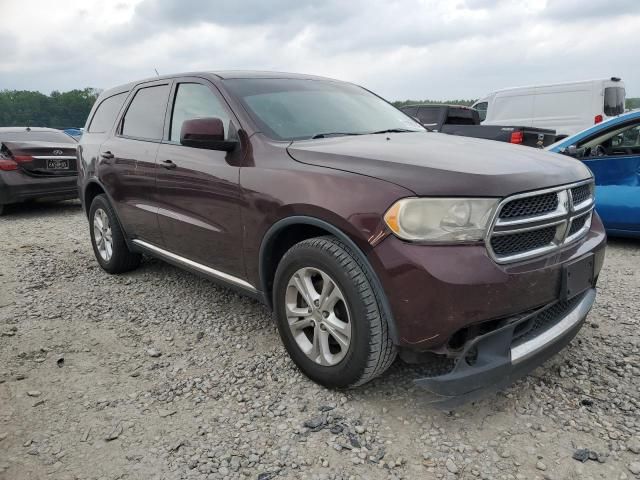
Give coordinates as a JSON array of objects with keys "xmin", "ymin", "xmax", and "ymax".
[{"xmin": 287, "ymin": 132, "xmax": 592, "ymax": 197}]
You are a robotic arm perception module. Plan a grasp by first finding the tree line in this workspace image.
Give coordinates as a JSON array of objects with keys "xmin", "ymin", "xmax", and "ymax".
[
  {"xmin": 0, "ymin": 88, "xmax": 100, "ymax": 129},
  {"xmin": 0, "ymin": 89, "xmax": 637, "ymax": 129}
]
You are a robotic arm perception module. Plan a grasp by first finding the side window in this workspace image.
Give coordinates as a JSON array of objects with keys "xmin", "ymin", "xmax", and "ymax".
[
  {"xmin": 577, "ymin": 121, "xmax": 640, "ymax": 158},
  {"xmin": 88, "ymin": 93, "xmax": 127, "ymax": 133},
  {"xmin": 416, "ymin": 107, "xmax": 441, "ymax": 126},
  {"xmin": 121, "ymin": 84, "xmax": 170, "ymax": 140},
  {"xmin": 474, "ymin": 102, "xmax": 488, "ymax": 122},
  {"xmin": 400, "ymin": 106, "xmax": 418, "ymax": 118},
  {"xmin": 170, "ymin": 83, "xmax": 233, "ymax": 143}
]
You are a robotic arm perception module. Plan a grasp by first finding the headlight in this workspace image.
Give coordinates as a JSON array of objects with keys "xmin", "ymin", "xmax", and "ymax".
[{"xmin": 384, "ymin": 198, "xmax": 499, "ymax": 242}]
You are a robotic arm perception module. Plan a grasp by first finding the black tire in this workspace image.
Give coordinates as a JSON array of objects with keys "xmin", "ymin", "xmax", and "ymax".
[
  {"xmin": 273, "ymin": 236, "xmax": 396, "ymax": 388},
  {"xmin": 89, "ymin": 194, "xmax": 141, "ymax": 274},
  {"xmin": 0, "ymin": 204, "xmax": 4, "ymax": 216}
]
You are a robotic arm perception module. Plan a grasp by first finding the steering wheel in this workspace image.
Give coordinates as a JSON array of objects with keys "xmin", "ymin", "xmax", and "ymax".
[{"xmin": 591, "ymin": 144, "xmax": 607, "ymax": 157}]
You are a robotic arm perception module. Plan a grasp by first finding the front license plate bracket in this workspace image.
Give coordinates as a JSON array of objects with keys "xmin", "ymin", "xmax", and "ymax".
[{"xmin": 562, "ymin": 254, "xmax": 594, "ymax": 300}]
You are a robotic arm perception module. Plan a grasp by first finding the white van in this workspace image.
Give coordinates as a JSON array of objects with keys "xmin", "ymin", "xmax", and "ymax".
[{"xmin": 473, "ymin": 78, "xmax": 626, "ymax": 138}]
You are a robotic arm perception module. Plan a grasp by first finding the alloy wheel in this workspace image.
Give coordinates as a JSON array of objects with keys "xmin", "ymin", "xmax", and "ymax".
[
  {"xmin": 285, "ymin": 267, "xmax": 352, "ymax": 366},
  {"xmin": 93, "ymin": 208, "xmax": 113, "ymax": 262}
]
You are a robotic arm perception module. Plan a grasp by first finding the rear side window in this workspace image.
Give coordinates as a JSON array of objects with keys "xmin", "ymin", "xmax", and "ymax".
[
  {"xmin": 121, "ymin": 85, "xmax": 170, "ymax": 140},
  {"xmin": 474, "ymin": 102, "xmax": 488, "ymax": 121},
  {"xmin": 400, "ymin": 106, "xmax": 418, "ymax": 117},
  {"xmin": 417, "ymin": 107, "xmax": 441, "ymax": 126},
  {"xmin": 170, "ymin": 83, "xmax": 232, "ymax": 142},
  {"xmin": 446, "ymin": 108, "xmax": 478, "ymax": 125},
  {"xmin": 88, "ymin": 93, "xmax": 127, "ymax": 133},
  {"xmin": 604, "ymin": 87, "xmax": 625, "ymax": 116}
]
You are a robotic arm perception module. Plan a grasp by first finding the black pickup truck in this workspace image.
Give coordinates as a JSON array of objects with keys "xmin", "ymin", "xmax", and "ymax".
[{"xmin": 400, "ymin": 104, "xmax": 556, "ymax": 148}]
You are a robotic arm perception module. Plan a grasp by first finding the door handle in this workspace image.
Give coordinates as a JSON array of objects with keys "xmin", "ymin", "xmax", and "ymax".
[
  {"xmin": 162, "ymin": 159, "xmax": 177, "ymax": 169},
  {"xmin": 101, "ymin": 151, "xmax": 114, "ymax": 160}
]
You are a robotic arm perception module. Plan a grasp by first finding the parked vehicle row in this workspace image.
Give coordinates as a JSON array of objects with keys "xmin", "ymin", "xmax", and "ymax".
[
  {"xmin": 473, "ymin": 77, "xmax": 626, "ymax": 138},
  {"xmin": 549, "ymin": 109, "xmax": 640, "ymax": 238},
  {"xmin": 76, "ymin": 71, "xmax": 606, "ymax": 401},
  {"xmin": 0, "ymin": 127, "xmax": 78, "ymax": 215},
  {"xmin": 400, "ymin": 104, "xmax": 556, "ymax": 148}
]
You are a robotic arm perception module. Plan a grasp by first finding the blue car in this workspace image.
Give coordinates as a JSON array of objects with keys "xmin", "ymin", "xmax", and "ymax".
[{"xmin": 548, "ymin": 110, "xmax": 640, "ymax": 238}]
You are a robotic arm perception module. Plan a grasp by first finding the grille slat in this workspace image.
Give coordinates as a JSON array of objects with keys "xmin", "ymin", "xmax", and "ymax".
[
  {"xmin": 568, "ymin": 213, "xmax": 590, "ymax": 237},
  {"xmin": 571, "ymin": 184, "xmax": 592, "ymax": 206},
  {"xmin": 489, "ymin": 182, "xmax": 594, "ymax": 263},
  {"xmin": 512, "ymin": 293, "xmax": 585, "ymax": 346},
  {"xmin": 499, "ymin": 192, "xmax": 559, "ymax": 219},
  {"xmin": 491, "ymin": 226, "xmax": 556, "ymax": 256}
]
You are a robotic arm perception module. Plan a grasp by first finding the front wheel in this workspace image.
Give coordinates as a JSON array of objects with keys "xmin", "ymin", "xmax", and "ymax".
[
  {"xmin": 89, "ymin": 194, "xmax": 141, "ymax": 274},
  {"xmin": 273, "ymin": 236, "xmax": 396, "ymax": 388}
]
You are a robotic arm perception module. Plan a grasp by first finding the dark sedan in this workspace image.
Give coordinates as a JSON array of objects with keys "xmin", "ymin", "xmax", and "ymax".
[{"xmin": 0, "ymin": 127, "xmax": 78, "ymax": 215}]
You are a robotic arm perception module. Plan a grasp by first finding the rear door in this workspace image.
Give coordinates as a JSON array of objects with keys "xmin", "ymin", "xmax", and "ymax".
[
  {"xmin": 98, "ymin": 80, "xmax": 171, "ymax": 245},
  {"xmin": 577, "ymin": 119, "xmax": 640, "ymax": 233},
  {"xmin": 154, "ymin": 78, "xmax": 246, "ymax": 279},
  {"xmin": 79, "ymin": 90, "xmax": 129, "ymax": 202}
]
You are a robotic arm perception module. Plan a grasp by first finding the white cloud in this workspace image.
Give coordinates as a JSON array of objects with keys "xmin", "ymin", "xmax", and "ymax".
[{"xmin": 0, "ymin": 0, "xmax": 637, "ymax": 99}]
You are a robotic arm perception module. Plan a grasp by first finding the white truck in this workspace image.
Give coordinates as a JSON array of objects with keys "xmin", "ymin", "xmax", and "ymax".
[{"xmin": 473, "ymin": 77, "xmax": 626, "ymax": 139}]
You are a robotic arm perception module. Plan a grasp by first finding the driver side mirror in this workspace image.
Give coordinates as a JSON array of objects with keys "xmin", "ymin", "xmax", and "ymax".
[
  {"xmin": 560, "ymin": 145, "xmax": 579, "ymax": 157},
  {"xmin": 180, "ymin": 117, "xmax": 237, "ymax": 152}
]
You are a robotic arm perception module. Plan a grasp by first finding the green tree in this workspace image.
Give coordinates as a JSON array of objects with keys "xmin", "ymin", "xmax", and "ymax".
[
  {"xmin": 626, "ymin": 98, "xmax": 640, "ymax": 110},
  {"xmin": 0, "ymin": 88, "xmax": 100, "ymax": 129},
  {"xmin": 392, "ymin": 99, "xmax": 478, "ymax": 108}
]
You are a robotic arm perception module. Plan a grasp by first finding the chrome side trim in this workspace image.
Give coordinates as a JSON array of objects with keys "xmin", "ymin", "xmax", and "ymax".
[
  {"xmin": 32, "ymin": 155, "xmax": 77, "ymax": 160},
  {"xmin": 132, "ymin": 239, "xmax": 257, "ymax": 293},
  {"xmin": 511, "ymin": 289, "xmax": 595, "ymax": 364}
]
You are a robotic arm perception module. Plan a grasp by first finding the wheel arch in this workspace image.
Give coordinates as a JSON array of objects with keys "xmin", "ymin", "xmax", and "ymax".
[
  {"xmin": 83, "ymin": 179, "xmax": 134, "ymax": 251},
  {"xmin": 83, "ymin": 180, "xmax": 107, "ymax": 217},
  {"xmin": 259, "ymin": 215, "xmax": 399, "ymax": 344}
]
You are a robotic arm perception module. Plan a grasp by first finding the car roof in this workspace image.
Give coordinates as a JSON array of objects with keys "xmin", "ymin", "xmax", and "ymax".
[
  {"xmin": 98, "ymin": 70, "xmax": 348, "ymax": 98},
  {"xmin": 401, "ymin": 104, "xmax": 475, "ymax": 109}
]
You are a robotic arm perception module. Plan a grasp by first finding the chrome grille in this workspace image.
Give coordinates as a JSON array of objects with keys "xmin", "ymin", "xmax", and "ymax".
[
  {"xmin": 568, "ymin": 213, "xmax": 589, "ymax": 237},
  {"xmin": 487, "ymin": 180, "xmax": 595, "ymax": 263},
  {"xmin": 490, "ymin": 225, "xmax": 557, "ymax": 256},
  {"xmin": 499, "ymin": 192, "xmax": 558, "ymax": 219},
  {"xmin": 571, "ymin": 184, "xmax": 592, "ymax": 207}
]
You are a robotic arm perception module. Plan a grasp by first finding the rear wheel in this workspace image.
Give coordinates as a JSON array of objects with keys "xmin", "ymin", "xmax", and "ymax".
[
  {"xmin": 273, "ymin": 236, "xmax": 396, "ymax": 388},
  {"xmin": 89, "ymin": 195, "xmax": 141, "ymax": 274}
]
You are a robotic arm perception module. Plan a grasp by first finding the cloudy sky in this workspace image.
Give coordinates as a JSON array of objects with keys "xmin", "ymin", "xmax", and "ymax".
[{"xmin": 0, "ymin": 0, "xmax": 638, "ymax": 100}]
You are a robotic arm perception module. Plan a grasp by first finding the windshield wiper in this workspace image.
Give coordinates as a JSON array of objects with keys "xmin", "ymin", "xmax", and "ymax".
[
  {"xmin": 310, "ymin": 132, "xmax": 363, "ymax": 139},
  {"xmin": 369, "ymin": 128, "xmax": 419, "ymax": 134}
]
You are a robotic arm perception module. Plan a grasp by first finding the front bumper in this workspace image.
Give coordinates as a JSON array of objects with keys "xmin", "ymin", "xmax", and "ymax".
[
  {"xmin": 0, "ymin": 170, "xmax": 78, "ymax": 205},
  {"xmin": 416, "ymin": 288, "xmax": 595, "ymax": 407},
  {"xmin": 370, "ymin": 214, "xmax": 606, "ymax": 349}
]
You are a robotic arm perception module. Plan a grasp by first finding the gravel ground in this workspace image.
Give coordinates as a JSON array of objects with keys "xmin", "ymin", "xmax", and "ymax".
[{"xmin": 0, "ymin": 200, "xmax": 639, "ymax": 480}]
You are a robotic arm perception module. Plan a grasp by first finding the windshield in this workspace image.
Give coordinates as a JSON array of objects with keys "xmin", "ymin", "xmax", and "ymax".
[
  {"xmin": 224, "ymin": 78, "xmax": 424, "ymax": 141},
  {"xmin": 604, "ymin": 87, "xmax": 625, "ymax": 116},
  {"xmin": 0, "ymin": 130, "xmax": 77, "ymax": 143}
]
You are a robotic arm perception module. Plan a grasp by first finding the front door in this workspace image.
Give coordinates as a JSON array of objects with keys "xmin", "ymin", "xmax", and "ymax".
[
  {"xmin": 577, "ymin": 120, "xmax": 640, "ymax": 234},
  {"xmin": 155, "ymin": 79, "xmax": 246, "ymax": 279}
]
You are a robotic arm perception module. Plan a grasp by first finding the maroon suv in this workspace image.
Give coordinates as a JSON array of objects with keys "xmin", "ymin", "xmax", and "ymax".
[{"xmin": 78, "ymin": 71, "xmax": 606, "ymax": 401}]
